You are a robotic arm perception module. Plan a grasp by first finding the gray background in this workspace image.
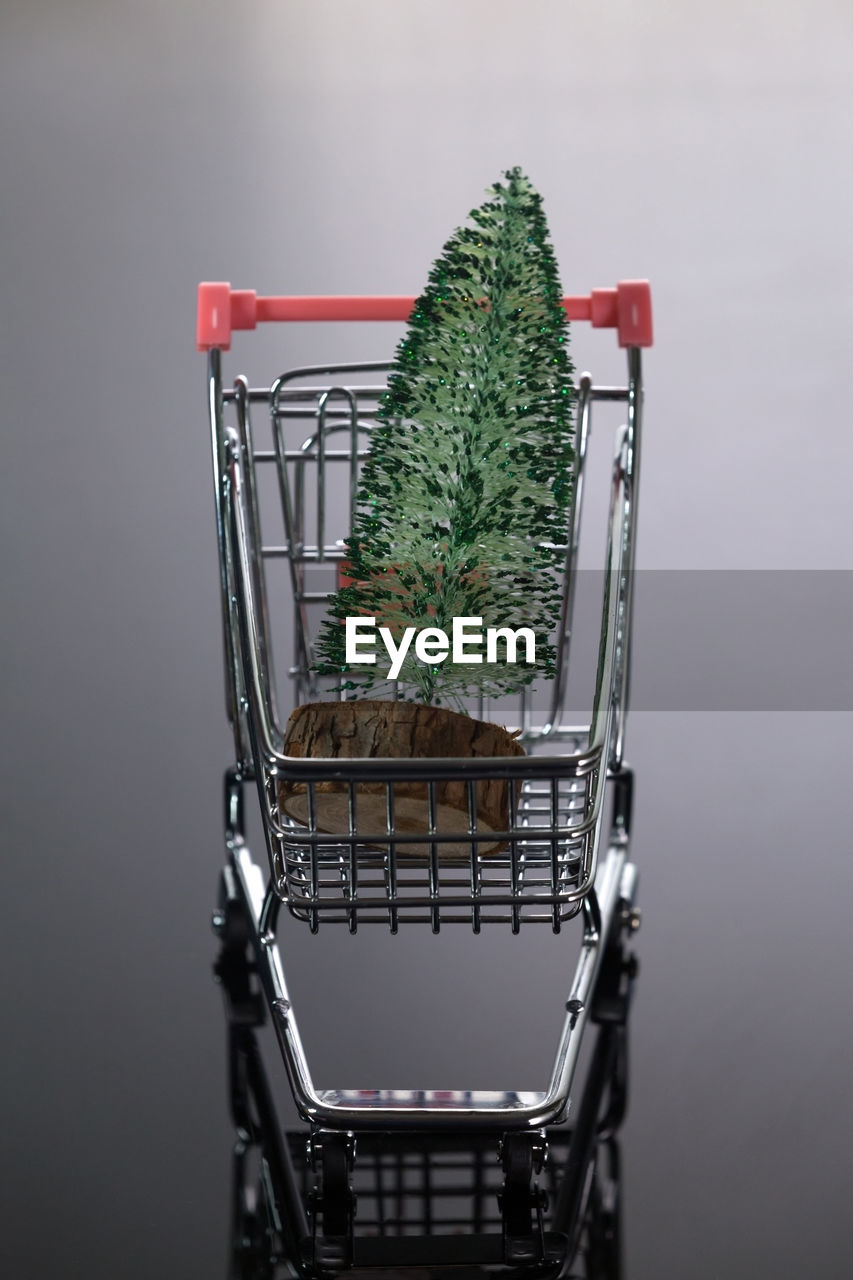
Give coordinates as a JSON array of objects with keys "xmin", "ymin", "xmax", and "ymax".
[{"xmin": 2, "ymin": 2, "xmax": 852, "ymax": 1277}]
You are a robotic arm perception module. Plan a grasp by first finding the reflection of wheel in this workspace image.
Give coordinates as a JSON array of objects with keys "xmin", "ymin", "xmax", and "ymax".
[
  {"xmin": 229, "ymin": 1142, "xmax": 276, "ymax": 1280},
  {"xmin": 555, "ymin": 938, "xmax": 634, "ymax": 1279},
  {"xmin": 570, "ymin": 1138, "xmax": 621, "ymax": 1280},
  {"xmin": 309, "ymin": 1132, "xmax": 357, "ymax": 1272}
]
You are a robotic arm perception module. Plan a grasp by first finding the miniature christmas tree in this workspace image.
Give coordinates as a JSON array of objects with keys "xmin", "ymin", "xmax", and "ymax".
[{"xmin": 315, "ymin": 167, "xmax": 575, "ymax": 707}]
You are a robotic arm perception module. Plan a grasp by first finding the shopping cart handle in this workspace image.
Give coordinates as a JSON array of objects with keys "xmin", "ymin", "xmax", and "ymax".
[{"xmin": 196, "ymin": 280, "xmax": 652, "ymax": 351}]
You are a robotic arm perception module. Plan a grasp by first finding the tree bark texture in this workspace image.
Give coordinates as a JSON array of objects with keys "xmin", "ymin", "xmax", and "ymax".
[{"xmin": 278, "ymin": 700, "xmax": 524, "ymax": 857}]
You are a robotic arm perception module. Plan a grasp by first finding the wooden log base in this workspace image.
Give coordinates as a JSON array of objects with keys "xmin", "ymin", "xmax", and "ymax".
[{"xmin": 278, "ymin": 700, "xmax": 525, "ymax": 859}]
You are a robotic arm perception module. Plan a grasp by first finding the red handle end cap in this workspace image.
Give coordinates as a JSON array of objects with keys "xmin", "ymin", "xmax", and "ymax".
[
  {"xmin": 616, "ymin": 280, "xmax": 653, "ymax": 348},
  {"xmin": 197, "ymin": 282, "xmax": 232, "ymax": 351}
]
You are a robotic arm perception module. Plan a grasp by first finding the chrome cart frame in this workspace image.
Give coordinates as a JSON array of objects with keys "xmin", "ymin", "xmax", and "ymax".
[{"xmin": 199, "ymin": 280, "xmax": 651, "ymax": 1269}]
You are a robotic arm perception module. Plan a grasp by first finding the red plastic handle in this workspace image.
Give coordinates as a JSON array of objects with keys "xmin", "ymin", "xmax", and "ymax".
[{"xmin": 197, "ymin": 280, "xmax": 652, "ymax": 351}]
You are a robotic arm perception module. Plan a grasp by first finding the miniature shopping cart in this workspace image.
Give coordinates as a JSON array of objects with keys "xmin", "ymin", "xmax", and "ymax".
[{"xmin": 199, "ymin": 279, "xmax": 651, "ymax": 1272}]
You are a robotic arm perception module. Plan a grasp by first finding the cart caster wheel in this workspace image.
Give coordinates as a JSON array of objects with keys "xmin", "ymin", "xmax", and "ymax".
[
  {"xmin": 309, "ymin": 1130, "xmax": 356, "ymax": 1270},
  {"xmin": 499, "ymin": 1131, "xmax": 549, "ymax": 1265}
]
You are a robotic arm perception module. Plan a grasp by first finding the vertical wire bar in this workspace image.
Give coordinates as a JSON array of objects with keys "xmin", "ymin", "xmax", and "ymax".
[
  {"xmin": 236, "ymin": 380, "xmax": 285, "ymax": 738},
  {"xmin": 347, "ymin": 781, "xmax": 358, "ymax": 934},
  {"xmin": 554, "ymin": 777, "xmax": 565, "ymax": 897},
  {"xmin": 349, "ymin": 395, "xmax": 360, "ymax": 528},
  {"xmin": 313, "ymin": 387, "xmax": 359, "ymax": 559},
  {"xmin": 427, "ymin": 780, "xmax": 440, "ymax": 934},
  {"xmin": 543, "ymin": 374, "xmax": 593, "ymax": 737},
  {"xmin": 316, "ymin": 395, "xmax": 328, "ymax": 561},
  {"xmin": 509, "ymin": 772, "xmax": 521, "ymax": 934},
  {"xmin": 550, "ymin": 776, "xmax": 561, "ymax": 934},
  {"xmin": 422, "ymin": 1148, "xmax": 432, "ymax": 1234},
  {"xmin": 519, "ymin": 684, "xmax": 530, "ymax": 738},
  {"xmin": 468, "ymin": 778, "xmax": 480, "ymax": 934},
  {"xmin": 306, "ymin": 780, "xmax": 319, "ymax": 934},
  {"xmin": 207, "ymin": 351, "xmax": 239, "ymax": 732},
  {"xmin": 292, "ymin": 454, "xmax": 307, "ymax": 704},
  {"xmin": 584, "ymin": 769, "xmax": 597, "ymax": 893},
  {"xmin": 613, "ymin": 346, "xmax": 643, "ymax": 768},
  {"xmin": 385, "ymin": 782, "xmax": 399, "ymax": 934},
  {"xmin": 395, "ymin": 1148, "xmax": 405, "ymax": 1236},
  {"xmin": 375, "ymin": 1148, "xmax": 386, "ymax": 1236},
  {"xmin": 271, "ymin": 389, "xmax": 313, "ymax": 691},
  {"xmin": 473, "ymin": 1142, "xmax": 484, "ymax": 1233},
  {"xmin": 294, "ymin": 456, "xmax": 305, "ymax": 557}
]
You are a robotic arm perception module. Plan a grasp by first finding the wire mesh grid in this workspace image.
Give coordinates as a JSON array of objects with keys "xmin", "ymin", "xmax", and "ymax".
[
  {"xmin": 288, "ymin": 1131, "xmax": 578, "ymax": 1239},
  {"xmin": 267, "ymin": 768, "xmax": 594, "ymax": 930}
]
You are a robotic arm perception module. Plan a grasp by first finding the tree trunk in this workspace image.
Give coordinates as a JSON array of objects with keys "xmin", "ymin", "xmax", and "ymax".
[{"xmin": 278, "ymin": 700, "xmax": 524, "ymax": 857}]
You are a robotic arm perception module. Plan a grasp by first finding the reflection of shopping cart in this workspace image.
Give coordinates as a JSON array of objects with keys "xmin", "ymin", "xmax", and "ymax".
[
  {"xmin": 199, "ymin": 280, "xmax": 651, "ymax": 1270},
  {"xmin": 217, "ymin": 917, "xmax": 635, "ymax": 1277}
]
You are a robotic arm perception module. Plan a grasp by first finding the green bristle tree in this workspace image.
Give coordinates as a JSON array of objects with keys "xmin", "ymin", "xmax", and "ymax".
[{"xmin": 315, "ymin": 167, "xmax": 575, "ymax": 707}]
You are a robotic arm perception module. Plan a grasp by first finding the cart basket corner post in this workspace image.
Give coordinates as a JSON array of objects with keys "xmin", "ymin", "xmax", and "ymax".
[{"xmin": 200, "ymin": 279, "xmax": 650, "ymax": 1138}]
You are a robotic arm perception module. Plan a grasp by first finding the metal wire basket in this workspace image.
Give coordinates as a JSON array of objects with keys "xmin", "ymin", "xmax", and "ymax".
[{"xmin": 201, "ymin": 283, "xmax": 650, "ymax": 933}]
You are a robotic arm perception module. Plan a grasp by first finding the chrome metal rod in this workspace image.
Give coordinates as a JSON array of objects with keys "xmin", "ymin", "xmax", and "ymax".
[
  {"xmin": 542, "ymin": 373, "xmax": 592, "ymax": 737},
  {"xmin": 230, "ymin": 841, "xmax": 319, "ymax": 1111},
  {"xmin": 612, "ymin": 347, "xmax": 643, "ymax": 769},
  {"xmin": 232, "ymin": 837, "xmax": 629, "ymax": 1130}
]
